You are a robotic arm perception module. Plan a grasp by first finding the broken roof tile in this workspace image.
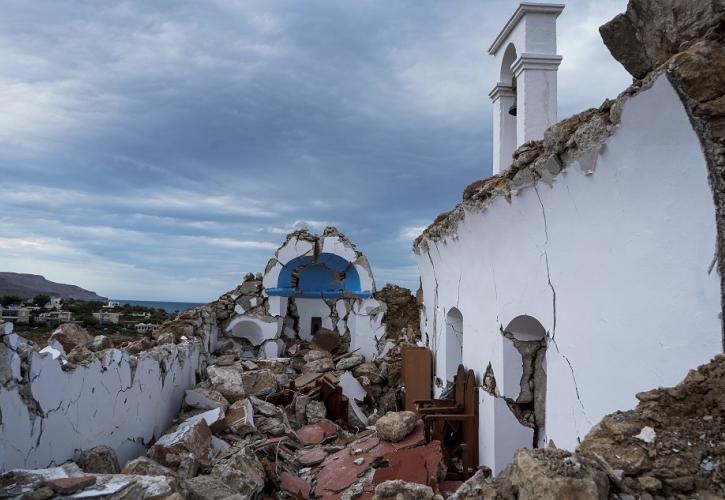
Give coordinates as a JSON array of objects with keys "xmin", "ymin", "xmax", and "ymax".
[{"xmin": 296, "ymin": 419, "xmax": 337, "ymax": 446}]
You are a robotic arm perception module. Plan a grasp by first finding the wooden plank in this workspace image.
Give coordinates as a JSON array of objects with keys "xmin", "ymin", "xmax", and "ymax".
[{"xmin": 401, "ymin": 345, "xmax": 432, "ymax": 411}]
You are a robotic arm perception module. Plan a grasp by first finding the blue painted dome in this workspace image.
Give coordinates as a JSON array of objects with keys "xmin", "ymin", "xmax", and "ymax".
[{"xmin": 265, "ymin": 252, "xmax": 372, "ymax": 299}]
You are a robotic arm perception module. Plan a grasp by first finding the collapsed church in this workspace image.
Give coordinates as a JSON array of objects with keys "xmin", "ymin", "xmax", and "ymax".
[{"xmin": 1, "ymin": 0, "xmax": 724, "ymax": 498}]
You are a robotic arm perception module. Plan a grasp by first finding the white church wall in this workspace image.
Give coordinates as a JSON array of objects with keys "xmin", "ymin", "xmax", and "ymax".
[
  {"xmin": 415, "ymin": 74, "xmax": 721, "ymax": 468},
  {"xmin": 348, "ymin": 298, "xmax": 385, "ymax": 360},
  {"xmin": 225, "ymin": 314, "xmax": 281, "ymax": 346},
  {"xmin": 295, "ymin": 298, "xmax": 333, "ymax": 341},
  {"xmin": 0, "ymin": 333, "xmax": 204, "ymax": 471}
]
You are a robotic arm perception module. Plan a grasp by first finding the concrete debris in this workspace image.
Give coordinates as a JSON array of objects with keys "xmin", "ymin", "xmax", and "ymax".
[
  {"xmin": 147, "ymin": 418, "xmax": 212, "ymax": 468},
  {"xmin": 184, "ymin": 387, "xmax": 229, "ymax": 411},
  {"xmin": 78, "ymin": 445, "xmax": 121, "ymax": 474},
  {"xmin": 9, "ymin": 344, "xmax": 718, "ymax": 499},
  {"xmin": 209, "ymin": 444, "xmax": 266, "ymax": 497},
  {"xmin": 87, "ymin": 334, "xmax": 113, "ymax": 352},
  {"xmin": 312, "ymin": 328, "xmax": 341, "ymax": 352},
  {"xmin": 48, "ymin": 323, "xmax": 94, "ymax": 353},
  {"xmin": 353, "ymin": 362, "xmax": 386, "ymax": 384},
  {"xmin": 186, "ymin": 407, "xmax": 226, "ymax": 432},
  {"xmin": 185, "ymin": 475, "xmax": 244, "ymax": 500},
  {"xmin": 305, "ymin": 399, "xmax": 327, "ymax": 424},
  {"xmin": 305, "ymin": 356, "xmax": 336, "ymax": 373},
  {"xmin": 373, "ymin": 479, "xmax": 440, "ymax": 500},
  {"xmin": 121, "ymin": 457, "xmax": 176, "ymax": 477},
  {"xmin": 224, "ymin": 399, "xmax": 255, "ymax": 435},
  {"xmin": 373, "ymin": 284, "xmax": 423, "ymax": 343},
  {"xmin": 336, "ymin": 353, "xmax": 364, "ymax": 370},
  {"xmin": 205, "ymin": 365, "xmax": 247, "ymax": 401},
  {"xmin": 65, "ymin": 345, "xmax": 95, "ymax": 365},
  {"xmin": 376, "ymin": 411, "xmax": 417, "ymax": 442},
  {"xmin": 243, "ymin": 369, "xmax": 279, "ymax": 397},
  {"xmin": 634, "ymin": 425, "xmax": 656, "ymax": 444},
  {"xmin": 450, "ymin": 355, "xmax": 725, "ymax": 499}
]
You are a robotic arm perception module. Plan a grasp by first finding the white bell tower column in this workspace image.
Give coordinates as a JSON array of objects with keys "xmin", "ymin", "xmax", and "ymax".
[{"xmin": 488, "ymin": 3, "xmax": 564, "ymax": 175}]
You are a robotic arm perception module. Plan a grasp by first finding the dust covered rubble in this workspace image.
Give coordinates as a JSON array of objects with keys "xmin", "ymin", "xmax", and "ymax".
[
  {"xmin": 0, "ymin": 331, "xmax": 437, "ymax": 499},
  {"xmin": 0, "ymin": 265, "xmax": 426, "ymax": 498},
  {"xmin": 448, "ymin": 354, "xmax": 725, "ymax": 500}
]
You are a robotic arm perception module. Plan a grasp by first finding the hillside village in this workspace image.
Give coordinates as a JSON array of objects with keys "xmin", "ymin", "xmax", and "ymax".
[
  {"xmin": 1, "ymin": 0, "xmax": 724, "ymax": 499},
  {"xmin": 0, "ymin": 296, "xmax": 170, "ymax": 339}
]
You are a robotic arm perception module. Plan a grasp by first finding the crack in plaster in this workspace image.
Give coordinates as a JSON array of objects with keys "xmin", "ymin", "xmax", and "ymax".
[
  {"xmin": 534, "ymin": 183, "xmax": 591, "ymax": 435},
  {"xmin": 534, "ymin": 184, "xmax": 558, "ymax": 340},
  {"xmin": 425, "ymin": 246, "xmax": 441, "ymax": 372},
  {"xmin": 549, "ymin": 336, "xmax": 592, "ymax": 429}
]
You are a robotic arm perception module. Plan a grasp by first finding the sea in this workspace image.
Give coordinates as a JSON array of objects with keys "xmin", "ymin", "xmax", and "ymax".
[{"xmin": 114, "ymin": 299, "xmax": 205, "ymax": 314}]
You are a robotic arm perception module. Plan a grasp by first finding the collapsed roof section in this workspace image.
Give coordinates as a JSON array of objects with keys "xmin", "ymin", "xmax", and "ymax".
[{"xmin": 263, "ymin": 227, "xmax": 375, "ymax": 300}]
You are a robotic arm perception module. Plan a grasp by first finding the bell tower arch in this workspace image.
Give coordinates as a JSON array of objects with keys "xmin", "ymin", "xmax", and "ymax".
[{"xmin": 488, "ymin": 3, "xmax": 564, "ymax": 175}]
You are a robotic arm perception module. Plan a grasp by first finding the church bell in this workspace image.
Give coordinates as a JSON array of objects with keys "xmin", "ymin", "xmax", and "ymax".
[{"xmin": 508, "ymin": 96, "xmax": 517, "ymax": 116}]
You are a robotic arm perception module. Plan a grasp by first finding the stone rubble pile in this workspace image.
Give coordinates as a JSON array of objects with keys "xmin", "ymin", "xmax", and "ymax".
[
  {"xmin": 449, "ymin": 354, "xmax": 725, "ymax": 500},
  {"xmin": 0, "ymin": 333, "xmax": 443, "ymax": 499}
]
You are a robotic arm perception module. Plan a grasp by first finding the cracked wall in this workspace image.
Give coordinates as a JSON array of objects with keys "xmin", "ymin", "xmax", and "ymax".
[
  {"xmin": 414, "ymin": 72, "xmax": 722, "ymax": 471},
  {"xmin": 0, "ymin": 322, "xmax": 205, "ymax": 472}
]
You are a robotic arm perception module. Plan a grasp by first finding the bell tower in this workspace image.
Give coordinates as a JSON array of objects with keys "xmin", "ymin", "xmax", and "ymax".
[{"xmin": 488, "ymin": 3, "xmax": 564, "ymax": 175}]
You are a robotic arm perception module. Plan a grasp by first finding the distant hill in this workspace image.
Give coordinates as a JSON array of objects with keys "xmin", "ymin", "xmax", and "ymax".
[{"xmin": 0, "ymin": 272, "xmax": 108, "ymax": 301}]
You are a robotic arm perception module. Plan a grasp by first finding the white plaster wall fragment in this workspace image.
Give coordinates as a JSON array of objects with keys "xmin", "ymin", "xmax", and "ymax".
[
  {"xmin": 262, "ymin": 260, "xmax": 285, "ymax": 289},
  {"xmin": 339, "ymin": 371, "xmax": 366, "ymax": 402},
  {"xmin": 353, "ymin": 262, "xmax": 375, "ymax": 292},
  {"xmin": 262, "ymin": 340, "xmax": 281, "ymax": 359},
  {"xmin": 225, "ymin": 315, "xmax": 280, "ymax": 346},
  {"xmin": 186, "ymin": 407, "xmax": 225, "ymax": 428},
  {"xmin": 3, "ymin": 333, "xmax": 19, "ymax": 350},
  {"xmin": 322, "ymin": 236, "xmax": 358, "ymax": 262},
  {"xmin": 347, "ymin": 299, "xmax": 383, "ymax": 360},
  {"xmin": 275, "ymin": 238, "xmax": 314, "ymax": 265},
  {"xmin": 1, "ymin": 321, "xmax": 13, "ymax": 336},
  {"xmin": 336, "ymin": 300, "xmax": 349, "ymax": 321},
  {"xmin": 267, "ymin": 296, "xmax": 288, "ymax": 317},
  {"xmin": 295, "ymin": 298, "xmax": 332, "ymax": 340},
  {"xmin": 1, "ymin": 340, "xmax": 204, "ymax": 471}
]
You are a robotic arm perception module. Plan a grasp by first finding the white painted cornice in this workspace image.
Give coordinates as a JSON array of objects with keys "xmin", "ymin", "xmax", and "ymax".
[
  {"xmin": 511, "ymin": 53, "xmax": 563, "ymax": 76},
  {"xmin": 488, "ymin": 83, "xmax": 516, "ymax": 101},
  {"xmin": 488, "ymin": 2, "xmax": 565, "ymax": 55}
]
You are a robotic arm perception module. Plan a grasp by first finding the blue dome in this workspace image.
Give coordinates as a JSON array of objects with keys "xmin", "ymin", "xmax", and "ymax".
[{"xmin": 265, "ymin": 252, "xmax": 371, "ymax": 299}]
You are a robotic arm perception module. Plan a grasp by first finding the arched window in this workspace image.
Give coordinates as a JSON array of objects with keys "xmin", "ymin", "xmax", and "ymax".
[
  {"xmin": 228, "ymin": 319, "xmax": 265, "ymax": 345},
  {"xmin": 502, "ymin": 315, "xmax": 547, "ymax": 447},
  {"xmin": 500, "ymin": 42, "xmax": 517, "ymax": 85},
  {"xmin": 445, "ymin": 308, "xmax": 463, "ymax": 383}
]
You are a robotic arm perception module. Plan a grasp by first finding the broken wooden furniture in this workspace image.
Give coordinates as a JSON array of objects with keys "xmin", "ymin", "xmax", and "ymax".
[
  {"xmin": 413, "ymin": 363, "xmax": 466, "ymax": 416},
  {"xmin": 420, "ymin": 368, "xmax": 479, "ymax": 480},
  {"xmin": 413, "ymin": 364, "xmax": 467, "ymax": 455},
  {"xmin": 401, "ymin": 345, "xmax": 432, "ymax": 411}
]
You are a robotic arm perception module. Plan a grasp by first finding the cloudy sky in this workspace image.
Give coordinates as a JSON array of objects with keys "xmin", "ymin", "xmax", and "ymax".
[{"xmin": 0, "ymin": 0, "xmax": 631, "ymax": 302}]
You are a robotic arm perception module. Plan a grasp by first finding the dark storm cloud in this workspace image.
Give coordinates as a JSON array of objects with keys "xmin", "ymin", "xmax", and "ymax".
[{"xmin": 0, "ymin": 0, "xmax": 630, "ymax": 301}]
